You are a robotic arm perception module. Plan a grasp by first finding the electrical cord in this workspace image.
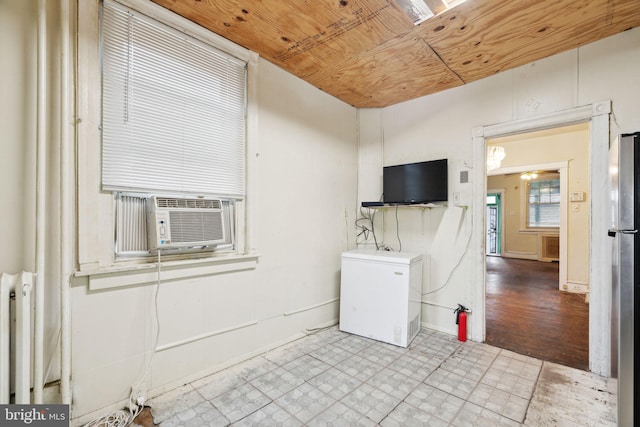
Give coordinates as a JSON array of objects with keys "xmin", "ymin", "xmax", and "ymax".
[
  {"xmin": 355, "ymin": 207, "xmax": 373, "ymax": 235},
  {"xmin": 371, "ymin": 205, "xmax": 380, "ymax": 250},
  {"xmin": 131, "ymin": 250, "xmax": 163, "ymax": 406},
  {"xmin": 422, "ymin": 226, "xmax": 473, "ymax": 296},
  {"xmin": 83, "ymin": 409, "xmax": 130, "ymax": 427},
  {"xmin": 356, "ymin": 207, "xmax": 379, "ymax": 249},
  {"xmin": 395, "ymin": 205, "xmax": 402, "ymax": 252},
  {"xmin": 83, "ymin": 252, "xmax": 163, "ymax": 427},
  {"xmin": 355, "ymin": 217, "xmax": 372, "ymax": 240}
]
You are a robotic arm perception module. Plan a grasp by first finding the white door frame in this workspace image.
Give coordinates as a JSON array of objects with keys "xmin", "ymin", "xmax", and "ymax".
[{"xmin": 471, "ymin": 100, "xmax": 612, "ymax": 376}]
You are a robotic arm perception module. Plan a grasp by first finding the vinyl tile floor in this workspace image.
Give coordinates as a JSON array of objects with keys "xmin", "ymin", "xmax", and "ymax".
[{"xmin": 146, "ymin": 327, "xmax": 617, "ymax": 426}]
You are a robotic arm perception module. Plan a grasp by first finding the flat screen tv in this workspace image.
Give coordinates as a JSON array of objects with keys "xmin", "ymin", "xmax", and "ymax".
[{"xmin": 383, "ymin": 159, "xmax": 448, "ymax": 204}]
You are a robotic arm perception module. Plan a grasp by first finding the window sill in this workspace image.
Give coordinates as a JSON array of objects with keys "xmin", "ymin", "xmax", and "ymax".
[
  {"xmin": 76, "ymin": 253, "xmax": 260, "ymax": 291},
  {"xmin": 519, "ymin": 228, "xmax": 560, "ymax": 234}
]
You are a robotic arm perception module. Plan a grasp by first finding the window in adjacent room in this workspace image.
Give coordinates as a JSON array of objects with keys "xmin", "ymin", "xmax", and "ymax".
[
  {"xmin": 525, "ymin": 174, "xmax": 560, "ymax": 229},
  {"xmin": 101, "ymin": 0, "xmax": 247, "ymax": 257}
]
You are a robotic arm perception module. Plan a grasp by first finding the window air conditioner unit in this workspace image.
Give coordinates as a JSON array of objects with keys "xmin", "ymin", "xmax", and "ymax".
[{"xmin": 147, "ymin": 196, "xmax": 226, "ymax": 251}]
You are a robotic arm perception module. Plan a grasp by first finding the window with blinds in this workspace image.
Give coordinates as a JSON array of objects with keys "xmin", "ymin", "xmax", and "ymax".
[
  {"xmin": 101, "ymin": 0, "xmax": 247, "ymax": 197},
  {"xmin": 101, "ymin": 0, "xmax": 247, "ymax": 256},
  {"xmin": 527, "ymin": 177, "xmax": 560, "ymax": 228}
]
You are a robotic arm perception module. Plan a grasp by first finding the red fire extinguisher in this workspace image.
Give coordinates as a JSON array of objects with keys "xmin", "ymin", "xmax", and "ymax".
[{"xmin": 454, "ymin": 304, "xmax": 468, "ymax": 342}]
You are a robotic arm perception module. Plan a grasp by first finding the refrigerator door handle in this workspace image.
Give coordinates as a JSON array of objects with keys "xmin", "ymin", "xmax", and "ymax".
[{"xmin": 608, "ymin": 228, "xmax": 638, "ymax": 237}]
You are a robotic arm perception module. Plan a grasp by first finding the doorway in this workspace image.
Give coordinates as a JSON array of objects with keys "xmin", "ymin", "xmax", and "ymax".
[
  {"xmin": 469, "ymin": 104, "xmax": 612, "ymax": 373},
  {"xmin": 486, "ymin": 192, "xmax": 502, "ymax": 256},
  {"xmin": 483, "ymin": 127, "xmax": 588, "ymax": 368},
  {"xmin": 471, "ymin": 101, "xmax": 610, "ymax": 375}
]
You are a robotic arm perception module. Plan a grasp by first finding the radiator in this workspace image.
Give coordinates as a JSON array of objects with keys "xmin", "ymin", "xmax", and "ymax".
[
  {"xmin": 0, "ymin": 272, "xmax": 33, "ymax": 404},
  {"xmin": 540, "ymin": 235, "xmax": 560, "ymax": 261}
]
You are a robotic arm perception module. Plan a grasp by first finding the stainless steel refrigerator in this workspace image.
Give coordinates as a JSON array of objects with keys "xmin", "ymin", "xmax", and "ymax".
[{"xmin": 609, "ymin": 131, "xmax": 640, "ymax": 426}]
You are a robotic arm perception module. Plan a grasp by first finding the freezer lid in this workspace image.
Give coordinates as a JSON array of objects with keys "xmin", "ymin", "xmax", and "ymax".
[{"xmin": 341, "ymin": 249, "xmax": 423, "ymax": 264}]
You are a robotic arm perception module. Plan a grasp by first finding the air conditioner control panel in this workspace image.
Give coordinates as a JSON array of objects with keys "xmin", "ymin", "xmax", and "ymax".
[{"xmin": 153, "ymin": 211, "xmax": 172, "ymax": 246}]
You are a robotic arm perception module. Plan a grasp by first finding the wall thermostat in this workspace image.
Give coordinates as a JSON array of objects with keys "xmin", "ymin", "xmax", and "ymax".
[{"xmin": 569, "ymin": 191, "xmax": 585, "ymax": 202}]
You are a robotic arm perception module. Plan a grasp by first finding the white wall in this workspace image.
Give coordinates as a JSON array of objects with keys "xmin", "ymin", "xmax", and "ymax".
[
  {"xmin": 71, "ymin": 77, "xmax": 356, "ymax": 419},
  {"xmin": 2, "ymin": 0, "xmax": 357, "ymax": 420},
  {"xmin": 0, "ymin": 0, "xmax": 63, "ymax": 390},
  {"xmin": 70, "ymin": 22, "xmax": 357, "ymax": 427},
  {"xmin": 0, "ymin": 1, "xmax": 36, "ymax": 279},
  {"xmin": 370, "ymin": 27, "xmax": 640, "ymax": 343}
]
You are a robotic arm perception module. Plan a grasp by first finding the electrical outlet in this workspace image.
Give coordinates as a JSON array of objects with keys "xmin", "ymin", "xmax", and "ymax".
[{"xmin": 131, "ymin": 387, "xmax": 146, "ymax": 408}]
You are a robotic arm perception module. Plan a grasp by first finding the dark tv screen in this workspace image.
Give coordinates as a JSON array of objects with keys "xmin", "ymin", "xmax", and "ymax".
[{"xmin": 383, "ymin": 159, "xmax": 448, "ymax": 204}]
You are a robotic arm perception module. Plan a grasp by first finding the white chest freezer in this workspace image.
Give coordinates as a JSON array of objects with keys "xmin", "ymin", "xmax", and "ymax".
[{"xmin": 339, "ymin": 249, "xmax": 423, "ymax": 347}]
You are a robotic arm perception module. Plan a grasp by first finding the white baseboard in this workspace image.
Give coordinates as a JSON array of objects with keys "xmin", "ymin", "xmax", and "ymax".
[
  {"xmin": 421, "ymin": 321, "xmax": 456, "ymax": 338},
  {"xmin": 502, "ymin": 251, "xmax": 538, "ymax": 260}
]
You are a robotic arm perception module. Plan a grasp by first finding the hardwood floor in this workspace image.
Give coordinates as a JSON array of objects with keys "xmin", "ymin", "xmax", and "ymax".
[{"xmin": 485, "ymin": 256, "xmax": 589, "ymax": 371}]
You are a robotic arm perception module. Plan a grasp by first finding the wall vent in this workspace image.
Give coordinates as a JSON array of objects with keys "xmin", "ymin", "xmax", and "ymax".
[{"xmin": 408, "ymin": 314, "xmax": 420, "ymax": 342}]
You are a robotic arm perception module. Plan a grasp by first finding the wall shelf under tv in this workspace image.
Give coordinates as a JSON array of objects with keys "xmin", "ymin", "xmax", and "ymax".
[{"xmin": 360, "ymin": 202, "xmax": 446, "ymax": 209}]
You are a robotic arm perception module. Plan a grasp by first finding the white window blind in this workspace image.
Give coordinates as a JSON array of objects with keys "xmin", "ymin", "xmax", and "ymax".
[
  {"xmin": 101, "ymin": 0, "xmax": 247, "ymax": 197},
  {"xmin": 528, "ymin": 178, "xmax": 560, "ymax": 228}
]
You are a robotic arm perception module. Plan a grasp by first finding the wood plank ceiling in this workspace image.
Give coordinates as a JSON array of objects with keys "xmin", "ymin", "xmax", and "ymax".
[{"xmin": 150, "ymin": 0, "xmax": 640, "ymax": 108}]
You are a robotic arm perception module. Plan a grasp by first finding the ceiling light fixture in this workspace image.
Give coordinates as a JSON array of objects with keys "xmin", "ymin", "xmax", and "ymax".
[
  {"xmin": 520, "ymin": 172, "xmax": 538, "ymax": 181},
  {"xmin": 486, "ymin": 146, "xmax": 506, "ymax": 171},
  {"xmin": 396, "ymin": 0, "xmax": 434, "ymax": 25}
]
